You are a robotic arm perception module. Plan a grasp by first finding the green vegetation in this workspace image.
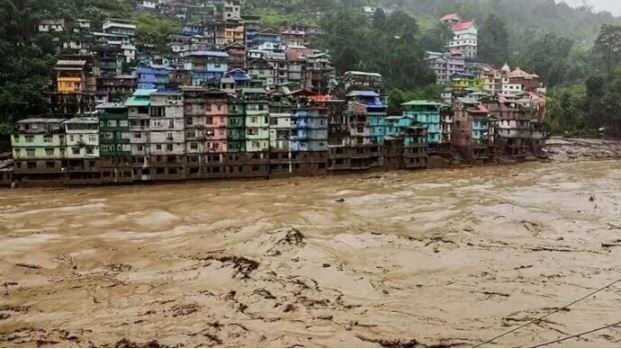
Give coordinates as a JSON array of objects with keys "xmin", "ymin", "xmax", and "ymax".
[{"xmin": 135, "ymin": 12, "xmax": 181, "ymax": 55}]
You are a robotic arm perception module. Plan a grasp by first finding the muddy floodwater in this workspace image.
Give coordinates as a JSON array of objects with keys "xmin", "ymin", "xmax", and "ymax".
[{"xmin": 1, "ymin": 160, "xmax": 621, "ymax": 347}]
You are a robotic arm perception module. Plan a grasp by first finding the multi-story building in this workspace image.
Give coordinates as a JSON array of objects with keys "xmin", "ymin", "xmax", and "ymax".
[
  {"xmin": 102, "ymin": 19, "xmax": 136, "ymax": 38},
  {"xmin": 127, "ymin": 89, "xmax": 156, "ymax": 180},
  {"xmin": 224, "ymin": 19, "xmax": 245, "ymax": 44},
  {"xmin": 137, "ymin": 63, "xmax": 173, "ymax": 90},
  {"xmin": 224, "ymin": 42, "xmax": 246, "ymax": 70},
  {"xmin": 242, "ymin": 88, "xmax": 270, "ymax": 177},
  {"xmin": 182, "ymin": 51, "xmax": 229, "ymax": 86},
  {"xmin": 402, "ymin": 100, "xmax": 442, "ymax": 147},
  {"xmin": 385, "ymin": 116, "xmax": 428, "ymax": 170},
  {"xmin": 448, "ymin": 20, "xmax": 478, "ymax": 59},
  {"xmin": 205, "ymin": 89, "xmax": 229, "ymax": 155},
  {"xmin": 425, "ymin": 50, "xmax": 465, "ymax": 84},
  {"xmin": 485, "ymin": 96, "xmax": 534, "ymax": 159},
  {"xmin": 329, "ymin": 90, "xmax": 386, "ymax": 171},
  {"xmin": 11, "ymin": 119, "xmax": 66, "ymax": 182},
  {"xmin": 342, "ymin": 71, "xmax": 383, "ymax": 95},
  {"xmin": 63, "ymin": 117, "xmax": 101, "ymax": 184},
  {"xmin": 98, "ymin": 103, "xmax": 133, "ymax": 183},
  {"xmin": 223, "ymin": 0, "xmax": 241, "ymax": 20},
  {"xmin": 305, "ymin": 52, "xmax": 335, "ymax": 94},
  {"xmin": 452, "ymin": 97, "xmax": 496, "ymax": 162},
  {"xmin": 181, "ymin": 86, "xmax": 207, "ymax": 179},
  {"xmin": 52, "ymin": 59, "xmax": 97, "ymax": 117},
  {"xmin": 147, "ymin": 91, "xmax": 186, "ymax": 180}
]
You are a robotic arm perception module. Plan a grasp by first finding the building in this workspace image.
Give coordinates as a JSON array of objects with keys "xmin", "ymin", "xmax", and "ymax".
[
  {"xmin": 137, "ymin": 63, "xmax": 173, "ymax": 90},
  {"xmin": 223, "ymin": 0, "xmax": 241, "ymax": 20},
  {"xmin": 485, "ymin": 96, "xmax": 535, "ymax": 159},
  {"xmin": 52, "ymin": 59, "xmax": 97, "ymax": 117},
  {"xmin": 182, "ymin": 51, "xmax": 229, "ymax": 86},
  {"xmin": 224, "ymin": 42, "xmax": 246, "ymax": 70},
  {"xmin": 63, "ymin": 117, "xmax": 101, "ymax": 184},
  {"xmin": 451, "ymin": 97, "xmax": 494, "ymax": 162},
  {"xmin": 342, "ymin": 71, "xmax": 383, "ymax": 95},
  {"xmin": 102, "ymin": 19, "xmax": 136, "ymax": 38},
  {"xmin": 147, "ymin": 91, "xmax": 186, "ymax": 180},
  {"xmin": 39, "ymin": 19, "xmax": 65, "ymax": 33},
  {"xmin": 425, "ymin": 51, "xmax": 465, "ymax": 84},
  {"xmin": 327, "ymin": 90, "xmax": 386, "ymax": 171},
  {"xmin": 385, "ymin": 116, "xmax": 428, "ymax": 170},
  {"xmin": 402, "ymin": 100, "xmax": 442, "ymax": 146},
  {"xmin": 448, "ymin": 20, "xmax": 478, "ymax": 59},
  {"xmin": 98, "ymin": 103, "xmax": 133, "ymax": 183},
  {"xmin": 11, "ymin": 119, "xmax": 66, "ymax": 183}
]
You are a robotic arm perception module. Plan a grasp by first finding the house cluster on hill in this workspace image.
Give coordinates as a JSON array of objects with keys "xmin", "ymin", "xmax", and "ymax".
[{"xmin": 1, "ymin": 4, "xmax": 548, "ymax": 186}]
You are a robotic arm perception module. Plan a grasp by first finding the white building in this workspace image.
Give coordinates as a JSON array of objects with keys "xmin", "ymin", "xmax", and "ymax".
[
  {"xmin": 148, "ymin": 92, "xmax": 185, "ymax": 156},
  {"xmin": 223, "ymin": 0, "xmax": 241, "ymax": 20},
  {"xmin": 448, "ymin": 20, "xmax": 478, "ymax": 59},
  {"xmin": 64, "ymin": 117, "xmax": 100, "ymax": 159},
  {"xmin": 39, "ymin": 19, "xmax": 65, "ymax": 33}
]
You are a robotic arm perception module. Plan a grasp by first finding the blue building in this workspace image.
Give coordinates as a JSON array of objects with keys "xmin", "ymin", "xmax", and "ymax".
[
  {"xmin": 346, "ymin": 91, "xmax": 387, "ymax": 145},
  {"xmin": 136, "ymin": 63, "xmax": 173, "ymax": 90},
  {"xmin": 183, "ymin": 51, "xmax": 229, "ymax": 86}
]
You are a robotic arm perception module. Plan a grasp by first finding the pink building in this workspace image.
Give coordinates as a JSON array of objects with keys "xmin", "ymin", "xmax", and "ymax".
[{"xmin": 205, "ymin": 89, "xmax": 229, "ymax": 153}]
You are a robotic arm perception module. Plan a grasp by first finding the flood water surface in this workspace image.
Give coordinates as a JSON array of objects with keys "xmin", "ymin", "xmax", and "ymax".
[{"xmin": 1, "ymin": 161, "xmax": 621, "ymax": 347}]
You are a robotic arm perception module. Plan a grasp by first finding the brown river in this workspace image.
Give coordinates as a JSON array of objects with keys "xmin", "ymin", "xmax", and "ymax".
[{"xmin": 1, "ymin": 160, "xmax": 621, "ymax": 347}]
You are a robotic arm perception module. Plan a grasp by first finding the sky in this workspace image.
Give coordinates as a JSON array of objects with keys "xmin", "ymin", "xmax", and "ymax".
[{"xmin": 559, "ymin": 0, "xmax": 621, "ymax": 16}]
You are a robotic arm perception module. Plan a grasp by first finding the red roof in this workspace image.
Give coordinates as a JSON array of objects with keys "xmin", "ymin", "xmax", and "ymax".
[
  {"xmin": 451, "ymin": 20, "xmax": 475, "ymax": 31},
  {"xmin": 441, "ymin": 13, "xmax": 460, "ymax": 21},
  {"xmin": 286, "ymin": 47, "xmax": 313, "ymax": 61}
]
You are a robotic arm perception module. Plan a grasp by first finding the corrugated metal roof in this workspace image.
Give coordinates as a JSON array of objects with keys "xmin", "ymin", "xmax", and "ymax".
[
  {"xmin": 347, "ymin": 91, "xmax": 379, "ymax": 97},
  {"xmin": 188, "ymin": 50, "xmax": 229, "ymax": 57},
  {"xmin": 402, "ymin": 100, "xmax": 442, "ymax": 106}
]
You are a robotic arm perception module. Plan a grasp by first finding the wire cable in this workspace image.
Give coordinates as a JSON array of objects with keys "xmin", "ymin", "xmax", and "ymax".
[
  {"xmin": 531, "ymin": 321, "xmax": 621, "ymax": 348},
  {"xmin": 474, "ymin": 277, "xmax": 621, "ymax": 348}
]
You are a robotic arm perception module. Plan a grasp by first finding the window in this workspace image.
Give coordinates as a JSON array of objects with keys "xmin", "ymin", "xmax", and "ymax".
[
  {"xmin": 45, "ymin": 148, "xmax": 54, "ymax": 156},
  {"xmin": 206, "ymin": 117, "xmax": 213, "ymax": 124},
  {"xmin": 72, "ymin": 148, "xmax": 80, "ymax": 155},
  {"xmin": 25, "ymin": 136, "xmax": 34, "ymax": 143},
  {"xmin": 166, "ymin": 144, "xmax": 173, "ymax": 151},
  {"xmin": 69, "ymin": 135, "xmax": 74, "ymax": 142},
  {"xmin": 26, "ymin": 149, "xmax": 35, "ymax": 157},
  {"xmin": 156, "ymin": 144, "xmax": 162, "ymax": 150},
  {"xmin": 119, "ymin": 120, "xmax": 129, "ymax": 127},
  {"xmin": 43, "ymin": 136, "xmax": 52, "ymax": 143},
  {"xmin": 46, "ymin": 161, "xmax": 55, "ymax": 169},
  {"xmin": 89, "ymin": 135, "xmax": 97, "ymax": 142},
  {"xmin": 133, "ymin": 133, "xmax": 141, "ymax": 139},
  {"xmin": 168, "ymin": 120, "xmax": 174, "ymax": 128},
  {"xmin": 186, "ymin": 117, "xmax": 193, "ymax": 126},
  {"xmin": 190, "ymin": 143, "xmax": 198, "ymax": 150}
]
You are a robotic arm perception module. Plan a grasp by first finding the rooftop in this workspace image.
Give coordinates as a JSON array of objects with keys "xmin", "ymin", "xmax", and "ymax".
[{"xmin": 402, "ymin": 100, "xmax": 442, "ymax": 107}]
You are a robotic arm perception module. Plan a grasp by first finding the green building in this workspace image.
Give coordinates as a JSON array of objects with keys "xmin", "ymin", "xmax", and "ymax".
[
  {"xmin": 227, "ymin": 97, "xmax": 246, "ymax": 153},
  {"xmin": 402, "ymin": 100, "xmax": 442, "ymax": 145},
  {"xmin": 98, "ymin": 103, "xmax": 131, "ymax": 156}
]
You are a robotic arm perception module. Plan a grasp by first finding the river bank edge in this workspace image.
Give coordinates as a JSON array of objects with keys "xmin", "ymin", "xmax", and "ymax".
[{"xmin": 2, "ymin": 136, "xmax": 621, "ymax": 189}]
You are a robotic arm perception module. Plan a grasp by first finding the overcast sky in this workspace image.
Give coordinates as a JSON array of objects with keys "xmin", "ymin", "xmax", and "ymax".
[{"xmin": 559, "ymin": 0, "xmax": 621, "ymax": 15}]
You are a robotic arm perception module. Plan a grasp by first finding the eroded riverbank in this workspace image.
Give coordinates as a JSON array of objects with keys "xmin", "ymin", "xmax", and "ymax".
[{"xmin": 1, "ymin": 160, "xmax": 621, "ymax": 347}]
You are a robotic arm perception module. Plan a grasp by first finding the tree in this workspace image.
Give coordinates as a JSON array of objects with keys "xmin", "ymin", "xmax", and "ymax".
[
  {"xmin": 592, "ymin": 24, "xmax": 621, "ymax": 75},
  {"xmin": 519, "ymin": 33, "xmax": 576, "ymax": 86},
  {"xmin": 420, "ymin": 22, "xmax": 453, "ymax": 52},
  {"xmin": 478, "ymin": 14, "xmax": 509, "ymax": 66},
  {"xmin": 372, "ymin": 8, "xmax": 386, "ymax": 30}
]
